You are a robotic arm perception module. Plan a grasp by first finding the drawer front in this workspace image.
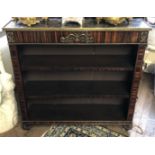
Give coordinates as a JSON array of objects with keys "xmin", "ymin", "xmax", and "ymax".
[{"xmin": 6, "ymin": 31, "xmax": 148, "ymax": 44}]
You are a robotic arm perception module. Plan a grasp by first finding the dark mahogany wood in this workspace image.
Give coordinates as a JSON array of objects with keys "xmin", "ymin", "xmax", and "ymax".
[
  {"xmin": 4, "ymin": 19, "xmax": 150, "ymax": 128},
  {"xmin": 9, "ymin": 45, "xmax": 28, "ymax": 120},
  {"xmin": 6, "ymin": 31, "xmax": 148, "ymax": 44}
]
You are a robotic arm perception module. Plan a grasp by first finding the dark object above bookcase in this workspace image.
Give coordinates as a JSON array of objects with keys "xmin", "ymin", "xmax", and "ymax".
[{"xmin": 3, "ymin": 19, "xmax": 151, "ymax": 129}]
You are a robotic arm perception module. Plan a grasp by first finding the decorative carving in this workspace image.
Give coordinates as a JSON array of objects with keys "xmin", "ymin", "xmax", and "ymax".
[
  {"xmin": 60, "ymin": 33, "xmax": 94, "ymax": 43},
  {"xmin": 7, "ymin": 32, "xmax": 15, "ymax": 43},
  {"xmin": 138, "ymin": 44, "xmax": 147, "ymax": 49},
  {"xmin": 138, "ymin": 31, "xmax": 148, "ymax": 43}
]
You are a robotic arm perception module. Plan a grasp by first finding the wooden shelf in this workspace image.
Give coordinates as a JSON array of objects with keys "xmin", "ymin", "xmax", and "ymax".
[
  {"xmin": 19, "ymin": 44, "xmax": 138, "ymax": 56},
  {"xmin": 24, "ymin": 70, "xmax": 133, "ymax": 81},
  {"xmin": 27, "ymin": 96, "xmax": 129, "ymax": 105},
  {"xmin": 21, "ymin": 55, "xmax": 134, "ymax": 71},
  {"xmin": 22, "ymin": 66, "xmax": 133, "ymax": 72},
  {"xmin": 25, "ymin": 81, "xmax": 130, "ymax": 97},
  {"xmin": 19, "ymin": 44, "xmax": 137, "ymax": 72},
  {"xmin": 28, "ymin": 102, "xmax": 128, "ymax": 121}
]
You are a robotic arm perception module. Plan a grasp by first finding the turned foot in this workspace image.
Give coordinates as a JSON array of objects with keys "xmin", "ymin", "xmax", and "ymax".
[{"xmin": 22, "ymin": 123, "xmax": 32, "ymax": 130}]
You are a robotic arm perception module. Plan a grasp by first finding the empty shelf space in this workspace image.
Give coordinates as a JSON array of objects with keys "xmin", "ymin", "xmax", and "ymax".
[
  {"xmin": 21, "ymin": 55, "xmax": 135, "ymax": 71},
  {"xmin": 25, "ymin": 81, "xmax": 130, "ymax": 97},
  {"xmin": 28, "ymin": 102, "xmax": 128, "ymax": 121},
  {"xmin": 18, "ymin": 44, "xmax": 138, "ymax": 56},
  {"xmin": 23, "ymin": 71, "xmax": 133, "ymax": 81}
]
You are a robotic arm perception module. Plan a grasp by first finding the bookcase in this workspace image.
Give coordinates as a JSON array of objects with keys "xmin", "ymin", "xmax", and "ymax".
[{"xmin": 3, "ymin": 19, "xmax": 150, "ymax": 128}]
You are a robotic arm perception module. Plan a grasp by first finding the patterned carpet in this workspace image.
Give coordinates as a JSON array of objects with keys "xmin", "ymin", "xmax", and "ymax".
[{"xmin": 43, "ymin": 124, "xmax": 130, "ymax": 137}]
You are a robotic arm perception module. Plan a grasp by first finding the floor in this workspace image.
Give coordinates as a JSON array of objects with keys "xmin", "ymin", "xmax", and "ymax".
[
  {"xmin": 0, "ymin": 124, "xmax": 49, "ymax": 137},
  {"xmin": 0, "ymin": 72, "xmax": 155, "ymax": 137},
  {"xmin": 130, "ymin": 72, "xmax": 155, "ymax": 136}
]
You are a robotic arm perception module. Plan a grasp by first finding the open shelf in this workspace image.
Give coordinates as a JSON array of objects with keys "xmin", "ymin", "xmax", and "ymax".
[
  {"xmin": 17, "ymin": 44, "xmax": 138, "ymax": 122},
  {"xmin": 21, "ymin": 55, "xmax": 134, "ymax": 71},
  {"xmin": 19, "ymin": 44, "xmax": 138, "ymax": 56},
  {"xmin": 19, "ymin": 44, "xmax": 137, "ymax": 71},
  {"xmin": 22, "ymin": 66, "xmax": 133, "ymax": 72},
  {"xmin": 23, "ymin": 70, "xmax": 133, "ymax": 81},
  {"xmin": 28, "ymin": 102, "xmax": 128, "ymax": 121},
  {"xmin": 24, "ymin": 81, "xmax": 130, "ymax": 97},
  {"xmin": 27, "ymin": 96, "xmax": 129, "ymax": 105}
]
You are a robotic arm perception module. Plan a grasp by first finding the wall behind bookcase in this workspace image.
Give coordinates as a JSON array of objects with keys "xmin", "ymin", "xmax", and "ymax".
[{"xmin": 0, "ymin": 32, "xmax": 14, "ymax": 76}]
